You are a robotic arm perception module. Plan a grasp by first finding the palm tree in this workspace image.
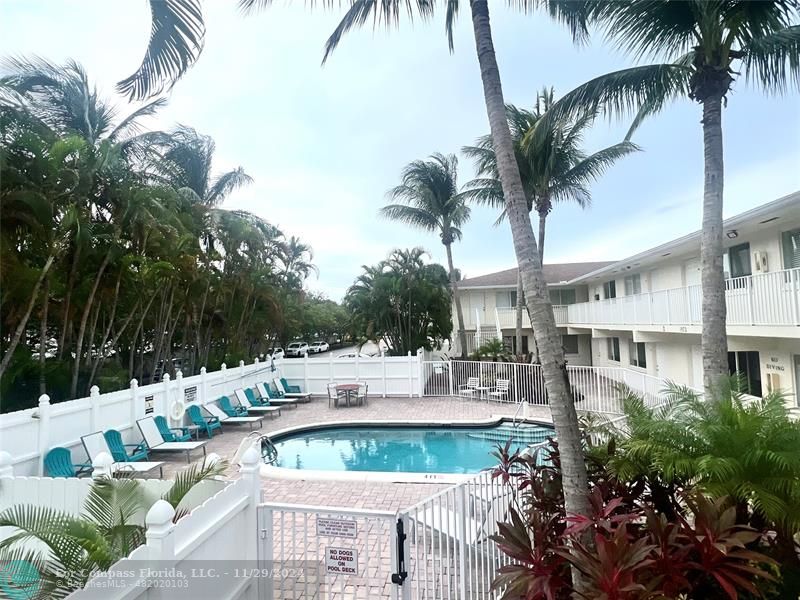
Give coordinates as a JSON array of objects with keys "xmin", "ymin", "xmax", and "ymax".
[
  {"xmin": 534, "ymin": 0, "xmax": 800, "ymax": 393},
  {"xmin": 278, "ymin": 235, "xmax": 319, "ymax": 283},
  {"xmin": 380, "ymin": 153, "xmax": 471, "ymax": 358},
  {"xmin": 462, "ymin": 91, "xmax": 637, "ymax": 356},
  {"xmin": 116, "ymin": 0, "xmax": 595, "ymax": 556}
]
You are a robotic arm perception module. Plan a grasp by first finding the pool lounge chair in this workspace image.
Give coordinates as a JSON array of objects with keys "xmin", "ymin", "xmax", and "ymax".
[
  {"xmin": 154, "ymin": 415, "xmax": 193, "ymax": 442},
  {"xmin": 81, "ymin": 432, "xmax": 164, "ymax": 478},
  {"xmin": 205, "ymin": 401, "xmax": 264, "ymax": 429},
  {"xmin": 44, "ymin": 447, "xmax": 92, "ymax": 478},
  {"xmin": 255, "ymin": 382, "xmax": 298, "ymax": 408},
  {"xmin": 104, "ymin": 429, "xmax": 149, "ymax": 462},
  {"xmin": 233, "ymin": 388, "xmax": 282, "ymax": 417},
  {"xmin": 136, "ymin": 417, "xmax": 208, "ymax": 462},
  {"xmin": 280, "ymin": 377, "xmax": 301, "ymax": 393},
  {"xmin": 187, "ymin": 404, "xmax": 222, "ymax": 438},
  {"xmin": 272, "ymin": 377, "xmax": 312, "ymax": 402}
]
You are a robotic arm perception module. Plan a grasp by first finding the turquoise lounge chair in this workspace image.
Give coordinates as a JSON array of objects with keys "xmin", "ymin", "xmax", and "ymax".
[
  {"xmin": 104, "ymin": 429, "xmax": 149, "ymax": 462},
  {"xmin": 281, "ymin": 377, "xmax": 301, "ymax": 394},
  {"xmin": 220, "ymin": 395, "xmax": 248, "ymax": 417},
  {"xmin": 256, "ymin": 382, "xmax": 298, "ymax": 408},
  {"xmin": 154, "ymin": 415, "xmax": 192, "ymax": 442},
  {"xmin": 187, "ymin": 404, "xmax": 222, "ymax": 438},
  {"xmin": 44, "ymin": 447, "xmax": 92, "ymax": 478}
]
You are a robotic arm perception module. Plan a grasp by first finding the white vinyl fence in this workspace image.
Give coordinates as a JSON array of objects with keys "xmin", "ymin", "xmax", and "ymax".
[
  {"xmin": 1, "ymin": 352, "xmax": 424, "ymax": 476},
  {"xmin": 422, "ymin": 360, "xmax": 688, "ymax": 415}
]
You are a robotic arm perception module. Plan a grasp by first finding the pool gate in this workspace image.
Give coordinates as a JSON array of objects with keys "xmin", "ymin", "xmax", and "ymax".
[{"xmin": 257, "ymin": 469, "xmax": 515, "ymax": 599}]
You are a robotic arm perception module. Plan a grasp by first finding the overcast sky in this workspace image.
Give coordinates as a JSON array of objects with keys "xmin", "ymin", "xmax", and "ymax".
[{"xmin": 2, "ymin": 1, "xmax": 798, "ymax": 300}]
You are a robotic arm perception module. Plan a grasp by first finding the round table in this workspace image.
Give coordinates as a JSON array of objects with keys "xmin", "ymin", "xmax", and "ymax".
[{"xmin": 335, "ymin": 383, "xmax": 361, "ymax": 407}]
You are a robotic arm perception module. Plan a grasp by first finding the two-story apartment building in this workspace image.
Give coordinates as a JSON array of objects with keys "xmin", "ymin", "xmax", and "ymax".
[{"xmin": 455, "ymin": 191, "xmax": 800, "ymax": 404}]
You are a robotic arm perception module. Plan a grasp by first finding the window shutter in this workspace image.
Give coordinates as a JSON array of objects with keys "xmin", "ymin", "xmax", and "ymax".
[{"xmin": 783, "ymin": 229, "xmax": 800, "ymax": 269}]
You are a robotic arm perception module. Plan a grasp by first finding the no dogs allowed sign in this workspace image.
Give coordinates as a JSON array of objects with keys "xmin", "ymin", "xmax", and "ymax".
[{"xmin": 325, "ymin": 547, "xmax": 358, "ymax": 576}]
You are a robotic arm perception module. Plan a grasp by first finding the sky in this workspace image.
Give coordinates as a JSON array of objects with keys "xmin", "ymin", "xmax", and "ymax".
[{"xmin": 1, "ymin": 1, "xmax": 799, "ymax": 300}]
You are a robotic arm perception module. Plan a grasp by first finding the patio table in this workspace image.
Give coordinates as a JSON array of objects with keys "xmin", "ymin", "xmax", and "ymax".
[
  {"xmin": 335, "ymin": 383, "xmax": 361, "ymax": 407},
  {"xmin": 476, "ymin": 385, "xmax": 492, "ymax": 401}
]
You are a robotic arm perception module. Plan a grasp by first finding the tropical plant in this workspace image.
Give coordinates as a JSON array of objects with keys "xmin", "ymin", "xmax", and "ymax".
[
  {"xmin": 601, "ymin": 379, "xmax": 800, "ymax": 586},
  {"xmin": 536, "ymin": 0, "xmax": 800, "ymax": 392},
  {"xmin": 0, "ymin": 460, "xmax": 226, "ymax": 599},
  {"xmin": 462, "ymin": 91, "xmax": 637, "ymax": 356},
  {"xmin": 380, "ymin": 153, "xmax": 471, "ymax": 358},
  {"xmin": 344, "ymin": 248, "xmax": 452, "ymax": 355},
  {"xmin": 472, "ymin": 338, "xmax": 511, "ymax": 362}
]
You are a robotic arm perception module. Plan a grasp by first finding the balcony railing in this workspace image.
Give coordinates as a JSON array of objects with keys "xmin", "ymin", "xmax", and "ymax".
[
  {"xmin": 495, "ymin": 305, "xmax": 569, "ymax": 329},
  {"xmin": 567, "ymin": 267, "xmax": 800, "ymax": 327}
]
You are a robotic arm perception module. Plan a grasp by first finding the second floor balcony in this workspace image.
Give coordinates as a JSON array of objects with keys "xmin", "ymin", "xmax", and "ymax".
[{"xmin": 567, "ymin": 267, "xmax": 800, "ymax": 329}]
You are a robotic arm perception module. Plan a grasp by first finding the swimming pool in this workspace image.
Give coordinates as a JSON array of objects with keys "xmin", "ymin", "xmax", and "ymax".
[{"xmin": 272, "ymin": 422, "xmax": 553, "ymax": 475}]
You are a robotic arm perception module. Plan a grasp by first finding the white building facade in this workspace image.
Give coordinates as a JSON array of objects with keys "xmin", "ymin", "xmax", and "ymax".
[{"xmin": 454, "ymin": 192, "xmax": 800, "ymax": 405}]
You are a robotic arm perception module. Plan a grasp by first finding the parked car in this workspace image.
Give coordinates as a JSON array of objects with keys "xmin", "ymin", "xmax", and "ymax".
[
  {"xmin": 268, "ymin": 347, "xmax": 284, "ymax": 360},
  {"xmin": 286, "ymin": 342, "xmax": 309, "ymax": 357},
  {"xmin": 309, "ymin": 341, "xmax": 330, "ymax": 354}
]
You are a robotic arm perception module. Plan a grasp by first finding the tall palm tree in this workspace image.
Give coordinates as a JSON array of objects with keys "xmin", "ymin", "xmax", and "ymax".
[
  {"xmin": 117, "ymin": 0, "xmax": 595, "ymax": 558},
  {"xmin": 278, "ymin": 235, "xmax": 319, "ymax": 283},
  {"xmin": 534, "ymin": 0, "xmax": 800, "ymax": 393},
  {"xmin": 380, "ymin": 153, "xmax": 471, "ymax": 358},
  {"xmin": 462, "ymin": 91, "xmax": 637, "ymax": 355}
]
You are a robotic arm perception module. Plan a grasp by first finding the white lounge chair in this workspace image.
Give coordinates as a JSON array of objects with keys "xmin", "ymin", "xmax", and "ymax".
[
  {"xmin": 136, "ymin": 417, "xmax": 209, "ymax": 463},
  {"xmin": 204, "ymin": 402, "xmax": 264, "ymax": 430},
  {"xmin": 81, "ymin": 432, "xmax": 164, "ymax": 478},
  {"xmin": 273, "ymin": 377, "xmax": 312, "ymax": 401},
  {"xmin": 255, "ymin": 382, "xmax": 298, "ymax": 408},
  {"xmin": 234, "ymin": 388, "xmax": 282, "ymax": 417},
  {"xmin": 459, "ymin": 376, "xmax": 480, "ymax": 398}
]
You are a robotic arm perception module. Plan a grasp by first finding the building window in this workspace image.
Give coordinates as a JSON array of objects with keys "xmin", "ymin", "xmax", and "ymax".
[
  {"xmin": 629, "ymin": 341, "xmax": 647, "ymax": 368},
  {"xmin": 495, "ymin": 291, "xmax": 517, "ymax": 308},
  {"xmin": 603, "ymin": 280, "xmax": 617, "ymax": 299},
  {"xmin": 606, "ymin": 337, "xmax": 620, "ymax": 362},
  {"xmin": 503, "ymin": 335, "xmax": 528, "ymax": 355},
  {"xmin": 562, "ymin": 335, "xmax": 579, "ymax": 355},
  {"xmin": 782, "ymin": 228, "xmax": 800, "ymax": 269},
  {"xmin": 728, "ymin": 351, "xmax": 762, "ymax": 397},
  {"xmin": 550, "ymin": 288, "xmax": 577, "ymax": 305},
  {"xmin": 724, "ymin": 242, "xmax": 752, "ymax": 279},
  {"xmin": 624, "ymin": 274, "xmax": 641, "ymax": 296}
]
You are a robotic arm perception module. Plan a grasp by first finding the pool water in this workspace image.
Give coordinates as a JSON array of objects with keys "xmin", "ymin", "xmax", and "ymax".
[{"xmin": 272, "ymin": 423, "xmax": 553, "ymax": 474}]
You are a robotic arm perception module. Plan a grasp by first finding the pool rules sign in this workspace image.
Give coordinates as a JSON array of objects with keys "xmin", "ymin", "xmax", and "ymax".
[{"xmin": 325, "ymin": 547, "xmax": 358, "ymax": 576}]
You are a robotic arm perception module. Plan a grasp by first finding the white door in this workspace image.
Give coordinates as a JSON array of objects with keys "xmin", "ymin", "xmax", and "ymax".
[{"xmin": 684, "ymin": 258, "xmax": 701, "ymax": 287}]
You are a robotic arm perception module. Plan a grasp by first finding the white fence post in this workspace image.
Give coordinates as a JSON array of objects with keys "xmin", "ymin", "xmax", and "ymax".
[
  {"xmin": 175, "ymin": 370, "xmax": 184, "ymax": 414},
  {"xmin": 381, "ymin": 352, "xmax": 387, "ymax": 398},
  {"xmin": 37, "ymin": 394, "xmax": 51, "ymax": 475},
  {"xmin": 448, "ymin": 361, "xmax": 454, "ymax": 397},
  {"xmin": 92, "ymin": 452, "xmax": 114, "ymax": 479},
  {"xmin": 239, "ymin": 360, "xmax": 246, "ymax": 387},
  {"xmin": 0, "ymin": 451, "xmax": 14, "ymax": 478},
  {"xmin": 130, "ymin": 378, "xmax": 140, "ymax": 427},
  {"xmin": 417, "ymin": 349, "xmax": 424, "ymax": 398},
  {"xmin": 239, "ymin": 447, "xmax": 262, "ymax": 564},
  {"xmin": 162, "ymin": 373, "xmax": 171, "ymax": 425},
  {"xmin": 221, "ymin": 362, "xmax": 227, "ymax": 395},
  {"xmin": 145, "ymin": 500, "xmax": 177, "ymax": 599},
  {"xmin": 303, "ymin": 353, "xmax": 310, "ymax": 391},
  {"xmin": 253, "ymin": 357, "xmax": 259, "ymax": 389},
  {"xmin": 89, "ymin": 386, "xmax": 100, "ymax": 435},
  {"xmin": 200, "ymin": 367, "xmax": 207, "ymax": 404},
  {"xmin": 407, "ymin": 351, "xmax": 413, "ymax": 398}
]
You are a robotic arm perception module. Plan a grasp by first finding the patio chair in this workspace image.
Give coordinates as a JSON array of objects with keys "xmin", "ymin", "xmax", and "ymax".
[
  {"xmin": 81, "ymin": 432, "xmax": 164, "ymax": 478},
  {"xmin": 104, "ymin": 429, "xmax": 149, "ymax": 462},
  {"xmin": 327, "ymin": 382, "xmax": 346, "ymax": 408},
  {"xmin": 187, "ymin": 404, "xmax": 222, "ymax": 438},
  {"xmin": 273, "ymin": 377, "xmax": 312, "ymax": 402},
  {"xmin": 233, "ymin": 388, "xmax": 282, "ymax": 417},
  {"xmin": 154, "ymin": 415, "xmax": 192, "ymax": 442},
  {"xmin": 44, "ymin": 447, "xmax": 92, "ymax": 478},
  {"xmin": 459, "ymin": 376, "xmax": 480, "ymax": 398},
  {"xmin": 206, "ymin": 401, "xmax": 264, "ymax": 430},
  {"xmin": 255, "ymin": 382, "xmax": 298, "ymax": 408},
  {"xmin": 488, "ymin": 379, "xmax": 510, "ymax": 402},
  {"xmin": 280, "ymin": 377, "xmax": 301, "ymax": 393},
  {"xmin": 137, "ymin": 417, "xmax": 208, "ymax": 463},
  {"xmin": 355, "ymin": 383, "xmax": 368, "ymax": 406},
  {"xmin": 219, "ymin": 394, "xmax": 248, "ymax": 416}
]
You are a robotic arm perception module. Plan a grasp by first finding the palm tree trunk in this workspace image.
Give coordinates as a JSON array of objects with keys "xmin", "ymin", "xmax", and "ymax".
[
  {"xmin": 700, "ymin": 96, "xmax": 729, "ymax": 393},
  {"xmin": 70, "ymin": 250, "xmax": 111, "ymax": 398},
  {"xmin": 515, "ymin": 271, "xmax": 523, "ymax": 357},
  {"xmin": 468, "ymin": 0, "xmax": 592, "ymax": 538},
  {"xmin": 0, "ymin": 255, "xmax": 55, "ymax": 381},
  {"xmin": 39, "ymin": 271, "xmax": 50, "ymax": 395},
  {"xmin": 444, "ymin": 242, "xmax": 468, "ymax": 358},
  {"xmin": 58, "ymin": 245, "xmax": 80, "ymax": 359}
]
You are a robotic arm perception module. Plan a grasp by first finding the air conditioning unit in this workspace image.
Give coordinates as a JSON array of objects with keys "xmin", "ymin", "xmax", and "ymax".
[{"xmin": 753, "ymin": 251, "xmax": 769, "ymax": 273}]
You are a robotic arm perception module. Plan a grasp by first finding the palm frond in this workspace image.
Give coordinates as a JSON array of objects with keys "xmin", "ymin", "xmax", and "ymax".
[
  {"xmin": 162, "ymin": 459, "xmax": 228, "ymax": 516},
  {"xmin": 206, "ymin": 167, "xmax": 253, "ymax": 206},
  {"xmin": 107, "ymin": 97, "xmax": 168, "ymax": 143},
  {"xmin": 742, "ymin": 25, "xmax": 800, "ymax": 93},
  {"xmin": 117, "ymin": 0, "xmax": 205, "ymax": 100}
]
